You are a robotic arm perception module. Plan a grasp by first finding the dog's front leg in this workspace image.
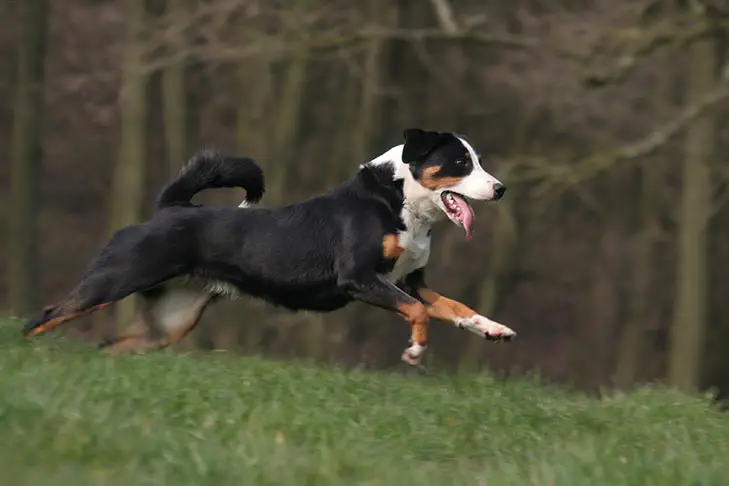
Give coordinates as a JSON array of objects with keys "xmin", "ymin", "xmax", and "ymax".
[
  {"xmin": 399, "ymin": 269, "xmax": 515, "ymax": 341},
  {"xmin": 418, "ymin": 288, "xmax": 516, "ymax": 341},
  {"xmin": 340, "ymin": 275, "xmax": 430, "ymax": 366}
]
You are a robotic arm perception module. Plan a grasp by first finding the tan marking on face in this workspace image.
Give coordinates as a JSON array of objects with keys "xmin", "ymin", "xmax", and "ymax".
[
  {"xmin": 418, "ymin": 165, "xmax": 465, "ymax": 190},
  {"xmin": 382, "ymin": 234, "xmax": 405, "ymax": 260},
  {"xmin": 396, "ymin": 301, "xmax": 429, "ymax": 346},
  {"xmin": 419, "ymin": 288, "xmax": 477, "ymax": 321}
]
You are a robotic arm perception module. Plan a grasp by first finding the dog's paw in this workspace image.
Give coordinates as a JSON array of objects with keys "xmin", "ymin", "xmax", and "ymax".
[
  {"xmin": 456, "ymin": 315, "xmax": 516, "ymax": 342},
  {"xmin": 401, "ymin": 342, "xmax": 426, "ymax": 366}
]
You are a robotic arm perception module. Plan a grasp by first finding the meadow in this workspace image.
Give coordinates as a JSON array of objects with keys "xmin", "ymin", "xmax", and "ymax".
[{"xmin": 0, "ymin": 321, "xmax": 726, "ymax": 486}]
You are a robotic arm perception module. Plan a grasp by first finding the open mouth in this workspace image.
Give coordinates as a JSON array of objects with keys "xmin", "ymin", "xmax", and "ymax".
[{"xmin": 441, "ymin": 191, "xmax": 475, "ymax": 240}]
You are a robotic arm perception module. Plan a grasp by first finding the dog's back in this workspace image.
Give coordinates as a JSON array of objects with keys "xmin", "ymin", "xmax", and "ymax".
[{"xmin": 144, "ymin": 164, "xmax": 405, "ymax": 310}]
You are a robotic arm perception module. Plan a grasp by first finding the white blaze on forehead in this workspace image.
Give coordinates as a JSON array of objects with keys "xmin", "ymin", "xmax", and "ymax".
[
  {"xmin": 457, "ymin": 136, "xmax": 480, "ymax": 167},
  {"xmin": 448, "ymin": 136, "xmax": 502, "ymax": 201}
]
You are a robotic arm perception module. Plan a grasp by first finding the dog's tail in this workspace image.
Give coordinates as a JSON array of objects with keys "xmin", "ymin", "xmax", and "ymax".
[{"xmin": 156, "ymin": 150, "xmax": 265, "ymax": 210}]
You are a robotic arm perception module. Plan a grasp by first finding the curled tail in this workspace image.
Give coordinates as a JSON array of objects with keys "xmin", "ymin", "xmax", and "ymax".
[{"xmin": 156, "ymin": 150, "xmax": 265, "ymax": 210}]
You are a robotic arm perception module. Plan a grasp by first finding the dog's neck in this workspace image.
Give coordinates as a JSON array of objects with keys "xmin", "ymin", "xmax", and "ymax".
[{"xmin": 362, "ymin": 145, "xmax": 445, "ymax": 228}]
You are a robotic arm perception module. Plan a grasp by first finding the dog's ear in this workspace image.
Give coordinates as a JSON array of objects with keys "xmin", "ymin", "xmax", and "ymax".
[{"xmin": 402, "ymin": 128, "xmax": 442, "ymax": 164}]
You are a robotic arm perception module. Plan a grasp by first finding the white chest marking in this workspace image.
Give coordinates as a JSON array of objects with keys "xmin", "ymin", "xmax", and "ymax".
[{"xmin": 383, "ymin": 214, "xmax": 432, "ymax": 283}]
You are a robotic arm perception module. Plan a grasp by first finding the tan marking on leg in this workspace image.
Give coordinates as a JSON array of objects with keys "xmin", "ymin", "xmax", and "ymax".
[
  {"xmin": 101, "ymin": 310, "xmax": 160, "ymax": 355},
  {"xmin": 26, "ymin": 302, "xmax": 111, "ymax": 337},
  {"xmin": 417, "ymin": 166, "xmax": 465, "ymax": 190},
  {"xmin": 396, "ymin": 301, "xmax": 429, "ymax": 346},
  {"xmin": 382, "ymin": 234, "xmax": 405, "ymax": 260},
  {"xmin": 418, "ymin": 288, "xmax": 516, "ymax": 340},
  {"xmin": 418, "ymin": 288, "xmax": 477, "ymax": 322}
]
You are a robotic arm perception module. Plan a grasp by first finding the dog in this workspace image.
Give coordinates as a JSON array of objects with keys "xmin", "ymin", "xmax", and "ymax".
[{"xmin": 22, "ymin": 128, "xmax": 516, "ymax": 365}]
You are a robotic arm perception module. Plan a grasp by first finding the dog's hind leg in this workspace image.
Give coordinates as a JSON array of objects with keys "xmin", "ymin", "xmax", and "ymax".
[
  {"xmin": 23, "ymin": 223, "xmax": 195, "ymax": 338},
  {"xmin": 23, "ymin": 301, "xmax": 114, "ymax": 338},
  {"xmin": 100, "ymin": 283, "xmax": 215, "ymax": 354},
  {"xmin": 97, "ymin": 299, "xmax": 160, "ymax": 354},
  {"xmin": 23, "ymin": 273, "xmax": 181, "ymax": 338},
  {"xmin": 23, "ymin": 257, "xmax": 186, "ymax": 338}
]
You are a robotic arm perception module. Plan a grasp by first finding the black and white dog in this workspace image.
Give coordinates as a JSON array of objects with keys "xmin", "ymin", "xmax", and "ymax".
[{"xmin": 23, "ymin": 128, "xmax": 515, "ymax": 365}]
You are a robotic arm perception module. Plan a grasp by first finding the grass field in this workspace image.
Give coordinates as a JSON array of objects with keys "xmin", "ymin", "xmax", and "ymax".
[{"xmin": 0, "ymin": 321, "xmax": 726, "ymax": 486}]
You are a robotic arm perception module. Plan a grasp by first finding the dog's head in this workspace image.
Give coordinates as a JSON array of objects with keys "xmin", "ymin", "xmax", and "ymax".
[{"xmin": 401, "ymin": 128, "xmax": 505, "ymax": 239}]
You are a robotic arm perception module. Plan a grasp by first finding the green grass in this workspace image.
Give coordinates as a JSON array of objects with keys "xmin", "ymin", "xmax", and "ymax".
[{"xmin": 0, "ymin": 321, "xmax": 726, "ymax": 486}]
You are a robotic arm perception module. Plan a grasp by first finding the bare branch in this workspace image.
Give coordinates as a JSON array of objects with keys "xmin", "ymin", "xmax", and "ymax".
[
  {"xmin": 511, "ymin": 79, "xmax": 729, "ymax": 197},
  {"xmin": 583, "ymin": 16, "xmax": 720, "ymax": 88},
  {"xmin": 427, "ymin": 0, "xmax": 459, "ymax": 34},
  {"xmin": 136, "ymin": 1, "xmax": 727, "ymax": 91},
  {"xmin": 365, "ymin": 27, "xmax": 585, "ymax": 60}
]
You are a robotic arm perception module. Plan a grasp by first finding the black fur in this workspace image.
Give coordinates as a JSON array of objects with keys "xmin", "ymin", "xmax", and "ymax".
[
  {"xmin": 398, "ymin": 268, "xmax": 428, "ymax": 303},
  {"xmin": 22, "ymin": 150, "xmax": 420, "ymax": 337},
  {"xmin": 156, "ymin": 150, "xmax": 265, "ymax": 209},
  {"xmin": 402, "ymin": 129, "xmax": 475, "ymax": 182},
  {"xmin": 22, "ymin": 129, "xmax": 486, "ymax": 347},
  {"xmin": 401, "ymin": 128, "xmax": 444, "ymax": 163}
]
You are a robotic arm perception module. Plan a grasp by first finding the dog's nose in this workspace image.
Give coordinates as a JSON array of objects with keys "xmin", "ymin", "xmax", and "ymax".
[{"xmin": 493, "ymin": 183, "xmax": 506, "ymax": 200}]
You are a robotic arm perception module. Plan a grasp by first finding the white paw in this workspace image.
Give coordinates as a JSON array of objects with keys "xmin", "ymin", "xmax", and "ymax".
[
  {"xmin": 456, "ymin": 315, "xmax": 516, "ymax": 341},
  {"xmin": 401, "ymin": 342, "xmax": 426, "ymax": 366}
]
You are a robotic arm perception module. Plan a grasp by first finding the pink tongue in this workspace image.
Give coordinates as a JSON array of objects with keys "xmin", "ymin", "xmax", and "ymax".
[{"xmin": 451, "ymin": 194, "xmax": 475, "ymax": 240}]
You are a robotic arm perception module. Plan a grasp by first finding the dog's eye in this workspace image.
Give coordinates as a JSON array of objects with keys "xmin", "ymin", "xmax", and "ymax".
[{"xmin": 455, "ymin": 159, "xmax": 465, "ymax": 165}]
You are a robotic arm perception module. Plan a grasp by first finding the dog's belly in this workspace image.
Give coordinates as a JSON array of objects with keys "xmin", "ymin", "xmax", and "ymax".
[
  {"xmin": 241, "ymin": 279, "xmax": 353, "ymax": 312},
  {"xmin": 192, "ymin": 271, "xmax": 353, "ymax": 313},
  {"xmin": 267, "ymin": 291, "xmax": 353, "ymax": 312}
]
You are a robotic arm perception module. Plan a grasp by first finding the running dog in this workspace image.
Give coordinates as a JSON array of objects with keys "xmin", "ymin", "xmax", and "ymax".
[{"xmin": 22, "ymin": 128, "xmax": 516, "ymax": 365}]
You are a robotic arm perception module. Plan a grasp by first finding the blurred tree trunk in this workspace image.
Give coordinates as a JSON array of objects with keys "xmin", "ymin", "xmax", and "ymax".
[
  {"xmin": 614, "ymin": 3, "xmax": 679, "ymax": 386},
  {"xmin": 233, "ymin": 3, "xmax": 274, "ymax": 193},
  {"xmin": 267, "ymin": 0, "xmax": 310, "ymax": 204},
  {"xmin": 615, "ymin": 167, "xmax": 660, "ymax": 389},
  {"xmin": 1, "ymin": 4, "xmax": 19, "ymax": 109},
  {"xmin": 380, "ymin": 1, "xmax": 425, "ymax": 135},
  {"xmin": 267, "ymin": 51, "xmax": 308, "ymax": 202},
  {"xmin": 8, "ymin": 0, "xmax": 49, "ymax": 316},
  {"xmin": 583, "ymin": 211, "xmax": 622, "ymax": 391},
  {"xmin": 667, "ymin": 31, "xmax": 716, "ymax": 391},
  {"xmin": 615, "ymin": 0, "xmax": 679, "ymax": 391},
  {"xmin": 109, "ymin": 0, "xmax": 149, "ymax": 333},
  {"xmin": 333, "ymin": 67, "xmax": 359, "ymax": 177},
  {"xmin": 569, "ymin": 171, "xmax": 626, "ymax": 392},
  {"xmin": 236, "ymin": 58, "xmax": 271, "ymax": 162},
  {"xmin": 162, "ymin": 0, "xmax": 189, "ymax": 175},
  {"xmin": 352, "ymin": 0, "xmax": 392, "ymax": 162}
]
